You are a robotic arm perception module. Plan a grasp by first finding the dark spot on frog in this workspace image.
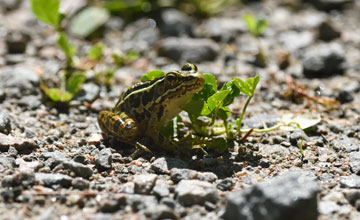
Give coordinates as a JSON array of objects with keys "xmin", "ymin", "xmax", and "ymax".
[
  {"xmin": 142, "ymin": 90, "xmax": 153, "ymax": 106},
  {"xmin": 113, "ymin": 118, "xmax": 121, "ymax": 132},
  {"xmin": 157, "ymin": 105, "xmax": 164, "ymax": 121},
  {"xmin": 130, "ymin": 95, "xmax": 140, "ymax": 108}
]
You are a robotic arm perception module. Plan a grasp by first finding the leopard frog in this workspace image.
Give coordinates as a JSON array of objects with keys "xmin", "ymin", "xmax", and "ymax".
[{"xmin": 98, "ymin": 63, "xmax": 205, "ymax": 151}]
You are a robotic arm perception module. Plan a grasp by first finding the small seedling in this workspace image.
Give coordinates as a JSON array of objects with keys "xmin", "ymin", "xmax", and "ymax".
[
  {"xmin": 242, "ymin": 13, "xmax": 268, "ymax": 67},
  {"xmin": 31, "ymin": 0, "xmax": 85, "ymax": 103}
]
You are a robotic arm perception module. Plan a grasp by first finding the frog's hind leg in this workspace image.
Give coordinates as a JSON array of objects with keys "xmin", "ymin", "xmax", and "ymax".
[{"xmin": 98, "ymin": 111, "xmax": 138, "ymax": 143}]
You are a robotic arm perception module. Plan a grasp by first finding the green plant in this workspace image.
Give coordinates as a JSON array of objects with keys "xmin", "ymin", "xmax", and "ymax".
[
  {"xmin": 31, "ymin": 0, "xmax": 85, "ymax": 103},
  {"xmin": 242, "ymin": 13, "xmax": 269, "ymax": 67}
]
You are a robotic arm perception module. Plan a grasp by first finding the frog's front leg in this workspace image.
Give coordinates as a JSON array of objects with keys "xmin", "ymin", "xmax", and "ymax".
[{"xmin": 98, "ymin": 110, "xmax": 138, "ymax": 143}]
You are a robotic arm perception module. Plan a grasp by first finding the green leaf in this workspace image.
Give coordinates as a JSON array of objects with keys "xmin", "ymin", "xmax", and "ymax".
[
  {"xmin": 234, "ymin": 75, "xmax": 260, "ymax": 97},
  {"xmin": 66, "ymin": 73, "xmax": 86, "ymax": 94},
  {"xmin": 218, "ymin": 106, "xmax": 230, "ymax": 121},
  {"xmin": 125, "ymin": 50, "xmax": 139, "ymax": 62},
  {"xmin": 141, "ymin": 70, "xmax": 165, "ymax": 82},
  {"xmin": 201, "ymin": 90, "xmax": 230, "ymax": 116},
  {"xmin": 69, "ymin": 7, "xmax": 110, "ymax": 38},
  {"xmin": 206, "ymin": 137, "xmax": 227, "ymax": 152},
  {"xmin": 47, "ymin": 88, "xmax": 73, "ymax": 102},
  {"xmin": 88, "ymin": 42, "xmax": 104, "ymax": 60},
  {"xmin": 242, "ymin": 13, "xmax": 268, "ymax": 37},
  {"xmin": 184, "ymin": 99, "xmax": 204, "ymax": 116},
  {"xmin": 204, "ymin": 73, "xmax": 217, "ymax": 91},
  {"xmin": 31, "ymin": 0, "xmax": 59, "ymax": 27},
  {"xmin": 221, "ymin": 80, "xmax": 241, "ymax": 106},
  {"xmin": 57, "ymin": 32, "xmax": 76, "ymax": 65}
]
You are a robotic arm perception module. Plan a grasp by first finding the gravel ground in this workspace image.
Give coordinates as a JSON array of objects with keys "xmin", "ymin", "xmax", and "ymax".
[{"xmin": 1, "ymin": 0, "xmax": 360, "ymax": 219}]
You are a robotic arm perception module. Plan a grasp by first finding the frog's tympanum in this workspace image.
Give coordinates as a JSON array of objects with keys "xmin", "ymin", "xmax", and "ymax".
[{"xmin": 98, "ymin": 63, "xmax": 205, "ymax": 152}]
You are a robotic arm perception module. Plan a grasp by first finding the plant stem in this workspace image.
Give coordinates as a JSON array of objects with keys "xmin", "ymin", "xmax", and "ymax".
[{"xmin": 236, "ymin": 95, "xmax": 253, "ymax": 134}]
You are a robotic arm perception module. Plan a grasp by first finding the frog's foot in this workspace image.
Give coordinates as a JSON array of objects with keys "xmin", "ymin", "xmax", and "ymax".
[{"xmin": 130, "ymin": 142, "xmax": 152, "ymax": 159}]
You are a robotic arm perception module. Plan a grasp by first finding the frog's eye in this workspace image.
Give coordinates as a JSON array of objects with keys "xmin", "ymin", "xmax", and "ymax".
[{"xmin": 181, "ymin": 63, "xmax": 198, "ymax": 72}]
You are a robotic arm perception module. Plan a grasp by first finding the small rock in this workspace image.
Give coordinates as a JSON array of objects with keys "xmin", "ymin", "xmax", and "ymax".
[
  {"xmin": 0, "ymin": 155, "xmax": 16, "ymax": 170},
  {"xmin": 290, "ymin": 129, "xmax": 310, "ymax": 145},
  {"xmin": 153, "ymin": 182, "xmax": 170, "ymax": 198},
  {"xmin": 0, "ymin": 133, "xmax": 37, "ymax": 152},
  {"xmin": 332, "ymin": 136, "xmax": 359, "ymax": 152},
  {"xmin": 0, "ymin": 110, "xmax": 14, "ymax": 134},
  {"xmin": 5, "ymin": 32, "xmax": 30, "ymax": 54},
  {"xmin": 72, "ymin": 177, "xmax": 89, "ymax": 190},
  {"xmin": 2, "ymin": 170, "xmax": 35, "ymax": 188},
  {"xmin": 318, "ymin": 201, "xmax": 341, "ymax": 215},
  {"xmin": 343, "ymin": 190, "xmax": 360, "ymax": 206},
  {"xmin": 175, "ymin": 179, "xmax": 218, "ymax": 206},
  {"xmin": 42, "ymin": 151, "xmax": 67, "ymax": 161},
  {"xmin": 336, "ymin": 89, "xmax": 354, "ymax": 103},
  {"xmin": 242, "ymin": 113, "xmax": 279, "ymax": 129},
  {"xmin": 158, "ymin": 37, "xmax": 219, "ymax": 63},
  {"xmin": 62, "ymin": 161, "xmax": 93, "ymax": 179},
  {"xmin": 318, "ymin": 21, "xmax": 341, "ymax": 42},
  {"xmin": 279, "ymin": 31, "xmax": 313, "ymax": 52},
  {"xmin": 144, "ymin": 203, "xmax": 178, "ymax": 220},
  {"xmin": 35, "ymin": 173, "xmax": 73, "ymax": 188},
  {"xmin": 74, "ymin": 83, "xmax": 100, "ymax": 103},
  {"xmin": 170, "ymin": 168, "xmax": 218, "ymax": 184},
  {"xmin": 302, "ymin": 42, "xmax": 346, "ymax": 78},
  {"xmin": 95, "ymin": 148, "xmax": 112, "ymax": 170},
  {"xmin": 223, "ymin": 172, "xmax": 319, "ymax": 220},
  {"xmin": 133, "ymin": 174, "xmax": 158, "ymax": 195},
  {"xmin": 217, "ymin": 178, "xmax": 235, "ymax": 191},
  {"xmin": 158, "ymin": 8, "xmax": 193, "ymax": 36},
  {"xmin": 127, "ymin": 194, "xmax": 158, "ymax": 212},
  {"xmin": 203, "ymin": 18, "xmax": 246, "ymax": 42},
  {"xmin": 151, "ymin": 157, "xmax": 188, "ymax": 174},
  {"xmin": 98, "ymin": 194, "xmax": 127, "ymax": 213},
  {"xmin": 340, "ymin": 175, "xmax": 360, "ymax": 189},
  {"xmin": 18, "ymin": 95, "xmax": 42, "ymax": 110},
  {"xmin": 349, "ymin": 152, "xmax": 360, "ymax": 175}
]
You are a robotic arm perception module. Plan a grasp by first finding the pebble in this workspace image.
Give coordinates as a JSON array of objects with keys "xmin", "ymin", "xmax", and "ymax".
[
  {"xmin": 203, "ymin": 18, "xmax": 245, "ymax": 42},
  {"xmin": 216, "ymin": 178, "xmax": 235, "ymax": 191},
  {"xmin": 0, "ymin": 133, "xmax": 37, "ymax": 152},
  {"xmin": 302, "ymin": 42, "xmax": 347, "ymax": 78},
  {"xmin": 72, "ymin": 177, "xmax": 89, "ymax": 190},
  {"xmin": 290, "ymin": 129, "xmax": 310, "ymax": 145},
  {"xmin": 349, "ymin": 152, "xmax": 360, "ymax": 175},
  {"xmin": 61, "ymin": 161, "xmax": 93, "ymax": 179},
  {"xmin": 0, "ymin": 110, "xmax": 14, "ymax": 134},
  {"xmin": 318, "ymin": 21, "xmax": 341, "ymax": 42},
  {"xmin": 331, "ymin": 136, "xmax": 359, "ymax": 152},
  {"xmin": 74, "ymin": 83, "xmax": 100, "ymax": 103},
  {"xmin": 152, "ymin": 181, "xmax": 170, "ymax": 198},
  {"xmin": 150, "ymin": 157, "xmax": 188, "ymax": 174},
  {"xmin": 279, "ymin": 31, "xmax": 313, "ymax": 52},
  {"xmin": 170, "ymin": 168, "xmax": 218, "ymax": 184},
  {"xmin": 5, "ymin": 32, "xmax": 30, "ymax": 54},
  {"xmin": 95, "ymin": 148, "xmax": 112, "ymax": 171},
  {"xmin": 158, "ymin": 8, "xmax": 193, "ymax": 36},
  {"xmin": 340, "ymin": 175, "xmax": 360, "ymax": 189},
  {"xmin": 242, "ymin": 113, "xmax": 279, "ymax": 129},
  {"xmin": 2, "ymin": 170, "xmax": 35, "ymax": 188},
  {"xmin": 175, "ymin": 179, "xmax": 218, "ymax": 206},
  {"xmin": 158, "ymin": 37, "xmax": 219, "ymax": 63},
  {"xmin": 336, "ymin": 89, "xmax": 354, "ymax": 103},
  {"xmin": 35, "ymin": 173, "xmax": 73, "ymax": 188},
  {"xmin": 223, "ymin": 172, "xmax": 319, "ymax": 220},
  {"xmin": 133, "ymin": 174, "xmax": 157, "ymax": 195}
]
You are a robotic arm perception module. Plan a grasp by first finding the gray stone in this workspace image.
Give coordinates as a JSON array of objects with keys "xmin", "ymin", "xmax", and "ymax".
[
  {"xmin": 2, "ymin": 170, "xmax": 35, "ymax": 188},
  {"xmin": 35, "ymin": 173, "xmax": 73, "ymax": 188},
  {"xmin": 242, "ymin": 113, "xmax": 279, "ymax": 129},
  {"xmin": 279, "ymin": 31, "xmax": 313, "ymax": 52},
  {"xmin": 302, "ymin": 43, "xmax": 346, "ymax": 78},
  {"xmin": 95, "ymin": 148, "xmax": 112, "ymax": 170},
  {"xmin": 349, "ymin": 152, "xmax": 360, "ymax": 175},
  {"xmin": 72, "ymin": 177, "xmax": 89, "ymax": 190},
  {"xmin": 175, "ymin": 180, "xmax": 218, "ymax": 206},
  {"xmin": 170, "ymin": 168, "xmax": 218, "ymax": 184},
  {"xmin": 158, "ymin": 37, "xmax": 219, "ymax": 63},
  {"xmin": 217, "ymin": 178, "xmax": 235, "ymax": 191},
  {"xmin": 74, "ymin": 83, "xmax": 100, "ymax": 103},
  {"xmin": 134, "ymin": 174, "xmax": 157, "ymax": 195},
  {"xmin": 159, "ymin": 8, "xmax": 193, "ymax": 37},
  {"xmin": 144, "ymin": 203, "xmax": 178, "ymax": 220},
  {"xmin": 153, "ymin": 182, "xmax": 170, "ymax": 198},
  {"xmin": 223, "ymin": 172, "xmax": 319, "ymax": 220},
  {"xmin": 62, "ymin": 161, "xmax": 93, "ymax": 179},
  {"xmin": 18, "ymin": 95, "xmax": 42, "ymax": 110},
  {"xmin": 0, "ymin": 110, "xmax": 14, "ymax": 134},
  {"xmin": 318, "ymin": 21, "xmax": 341, "ymax": 42},
  {"xmin": 42, "ymin": 151, "xmax": 67, "ymax": 161},
  {"xmin": 5, "ymin": 32, "xmax": 30, "ymax": 54},
  {"xmin": 0, "ymin": 133, "xmax": 37, "ymax": 152},
  {"xmin": 332, "ymin": 136, "xmax": 359, "ymax": 152},
  {"xmin": 318, "ymin": 201, "xmax": 341, "ymax": 215},
  {"xmin": 340, "ymin": 175, "xmax": 360, "ymax": 189},
  {"xmin": 204, "ymin": 18, "xmax": 246, "ymax": 42},
  {"xmin": 0, "ymin": 155, "xmax": 16, "ymax": 170},
  {"xmin": 336, "ymin": 89, "xmax": 354, "ymax": 104},
  {"xmin": 151, "ymin": 157, "xmax": 188, "ymax": 174}
]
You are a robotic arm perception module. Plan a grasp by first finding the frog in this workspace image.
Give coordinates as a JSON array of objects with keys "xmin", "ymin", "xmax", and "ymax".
[{"xmin": 98, "ymin": 63, "xmax": 205, "ymax": 153}]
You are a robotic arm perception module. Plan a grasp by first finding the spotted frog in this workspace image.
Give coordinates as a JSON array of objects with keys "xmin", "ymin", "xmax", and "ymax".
[{"xmin": 98, "ymin": 63, "xmax": 205, "ymax": 152}]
